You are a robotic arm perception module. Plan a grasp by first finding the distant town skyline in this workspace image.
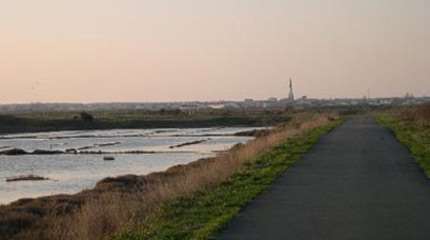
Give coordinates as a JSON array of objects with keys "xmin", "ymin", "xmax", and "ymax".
[{"xmin": 1, "ymin": 0, "xmax": 429, "ymax": 103}]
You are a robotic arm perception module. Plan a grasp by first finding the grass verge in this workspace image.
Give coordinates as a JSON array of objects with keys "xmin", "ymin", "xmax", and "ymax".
[
  {"xmin": 377, "ymin": 114, "xmax": 430, "ymax": 177},
  {"xmin": 115, "ymin": 120, "xmax": 342, "ymax": 240}
]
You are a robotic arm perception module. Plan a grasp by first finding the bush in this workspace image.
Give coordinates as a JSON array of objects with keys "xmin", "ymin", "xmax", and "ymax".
[{"xmin": 80, "ymin": 112, "xmax": 94, "ymax": 122}]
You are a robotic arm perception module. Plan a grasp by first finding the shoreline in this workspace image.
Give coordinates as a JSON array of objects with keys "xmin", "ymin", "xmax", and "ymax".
[
  {"xmin": 0, "ymin": 128, "xmax": 267, "ymax": 206},
  {"xmin": 0, "ymin": 113, "xmax": 336, "ymax": 240},
  {"xmin": 1, "ymin": 154, "xmax": 219, "ymax": 206},
  {"xmin": 0, "ymin": 155, "xmax": 220, "ymax": 239}
]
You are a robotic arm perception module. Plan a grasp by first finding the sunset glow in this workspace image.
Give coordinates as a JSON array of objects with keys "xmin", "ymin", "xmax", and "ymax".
[{"xmin": 1, "ymin": 0, "xmax": 429, "ymax": 103}]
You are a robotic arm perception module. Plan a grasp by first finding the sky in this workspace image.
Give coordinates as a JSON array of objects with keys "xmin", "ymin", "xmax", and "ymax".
[{"xmin": 0, "ymin": 0, "xmax": 429, "ymax": 103}]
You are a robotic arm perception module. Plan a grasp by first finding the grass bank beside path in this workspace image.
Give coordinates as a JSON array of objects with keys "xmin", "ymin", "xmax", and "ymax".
[
  {"xmin": 377, "ymin": 110, "xmax": 430, "ymax": 177},
  {"xmin": 116, "ymin": 119, "xmax": 343, "ymax": 240}
]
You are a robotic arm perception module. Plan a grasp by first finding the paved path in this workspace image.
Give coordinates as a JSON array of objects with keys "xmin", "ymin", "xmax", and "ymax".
[{"xmin": 217, "ymin": 116, "xmax": 430, "ymax": 240}]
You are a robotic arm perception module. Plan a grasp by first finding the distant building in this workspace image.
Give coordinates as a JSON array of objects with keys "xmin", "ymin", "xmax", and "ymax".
[
  {"xmin": 405, "ymin": 92, "xmax": 415, "ymax": 99},
  {"xmin": 288, "ymin": 78, "xmax": 295, "ymax": 101},
  {"xmin": 209, "ymin": 104, "xmax": 225, "ymax": 109}
]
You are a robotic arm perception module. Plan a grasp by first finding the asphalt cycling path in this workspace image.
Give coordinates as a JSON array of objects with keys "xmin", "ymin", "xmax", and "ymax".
[{"xmin": 217, "ymin": 116, "xmax": 430, "ymax": 240}]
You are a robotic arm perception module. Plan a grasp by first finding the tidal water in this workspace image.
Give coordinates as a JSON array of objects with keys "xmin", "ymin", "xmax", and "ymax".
[{"xmin": 0, "ymin": 127, "xmax": 262, "ymax": 204}]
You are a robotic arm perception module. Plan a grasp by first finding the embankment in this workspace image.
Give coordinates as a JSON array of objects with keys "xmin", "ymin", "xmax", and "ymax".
[{"xmin": 0, "ymin": 113, "xmax": 339, "ymax": 240}]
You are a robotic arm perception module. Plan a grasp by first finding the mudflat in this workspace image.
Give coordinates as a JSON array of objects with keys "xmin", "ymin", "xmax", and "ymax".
[{"xmin": 218, "ymin": 116, "xmax": 430, "ymax": 240}]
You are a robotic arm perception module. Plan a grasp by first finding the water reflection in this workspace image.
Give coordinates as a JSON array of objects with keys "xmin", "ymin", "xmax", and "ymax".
[{"xmin": 0, "ymin": 127, "xmax": 264, "ymax": 204}]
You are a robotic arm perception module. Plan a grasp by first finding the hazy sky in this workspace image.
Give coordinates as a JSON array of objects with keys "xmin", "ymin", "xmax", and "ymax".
[{"xmin": 1, "ymin": 0, "xmax": 429, "ymax": 103}]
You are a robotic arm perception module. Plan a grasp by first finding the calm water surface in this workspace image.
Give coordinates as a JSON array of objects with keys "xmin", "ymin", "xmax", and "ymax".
[{"xmin": 0, "ymin": 127, "xmax": 262, "ymax": 204}]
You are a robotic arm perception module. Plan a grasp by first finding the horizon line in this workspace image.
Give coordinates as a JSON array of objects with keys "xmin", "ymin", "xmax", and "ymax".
[{"xmin": 0, "ymin": 95, "xmax": 428, "ymax": 106}]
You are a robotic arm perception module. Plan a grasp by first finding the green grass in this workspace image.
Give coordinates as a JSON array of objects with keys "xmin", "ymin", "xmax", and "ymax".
[
  {"xmin": 377, "ymin": 114, "xmax": 430, "ymax": 177},
  {"xmin": 115, "ymin": 120, "xmax": 342, "ymax": 240}
]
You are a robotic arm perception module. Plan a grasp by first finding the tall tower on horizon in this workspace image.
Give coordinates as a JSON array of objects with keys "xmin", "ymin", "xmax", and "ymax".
[{"xmin": 288, "ymin": 78, "xmax": 295, "ymax": 101}]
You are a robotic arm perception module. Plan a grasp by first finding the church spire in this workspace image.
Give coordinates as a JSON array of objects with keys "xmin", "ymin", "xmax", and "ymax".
[{"xmin": 288, "ymin": 78, "xmax": 295, "ymax": 101}]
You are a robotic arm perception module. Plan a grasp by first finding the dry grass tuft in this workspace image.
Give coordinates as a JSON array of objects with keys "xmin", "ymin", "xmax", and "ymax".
[{"xmin": 391, "ymin": 103, "xmax": 430, "ymax": 126}]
